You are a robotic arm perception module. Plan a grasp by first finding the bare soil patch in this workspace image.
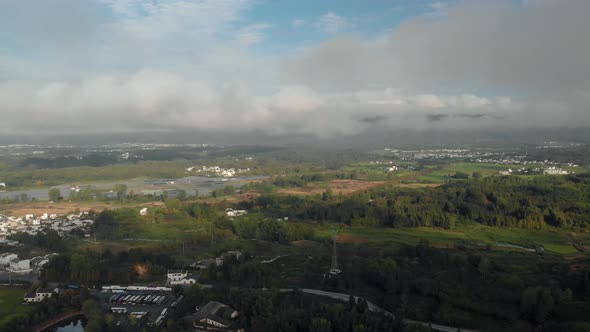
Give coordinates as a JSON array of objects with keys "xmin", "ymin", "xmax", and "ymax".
[
  {"xmin": 278, "ymin": 180, "xmax": 386, "ymax": 196},
  {"xmin": 0, "ymin": 201, "xmax": 164, "ymax": 216},
  {"xmin": 291, "ymin": 240, "xmax": 316, "ymax": 247},
  {"xmin": 336, "ymin": 234, "xmax": 369, "ymax": 244},
  {"xmin": 328, "ymin": 180, "xmax": 386, "ymax": 194},
  {"xmin": 397, "ymin": 183, "xmax": 442, "ymax": 189}
]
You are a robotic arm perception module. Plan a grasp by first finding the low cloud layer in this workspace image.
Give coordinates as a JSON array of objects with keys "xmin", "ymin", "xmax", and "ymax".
[{"xmin": 0, "ymin": 0, "xmax": 589, "ymax": 137}]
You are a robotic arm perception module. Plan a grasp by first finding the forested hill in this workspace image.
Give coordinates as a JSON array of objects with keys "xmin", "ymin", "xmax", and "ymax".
[{"xmin": 247, "ymin": 174, "xmax": 590, "ymax": 230}]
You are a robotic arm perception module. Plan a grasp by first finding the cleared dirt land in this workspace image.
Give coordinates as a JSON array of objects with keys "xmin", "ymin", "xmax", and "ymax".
[
  {"xmin": 278, "ymin": 179, "xmax": 386, "ymax": 196},
  {"xmin": 0, "ymin": 201, "xmax": 165, "ymax": 216},
  {"xmin": 277, "ymin": 179, "xmax": 443, "ymax": 196}
]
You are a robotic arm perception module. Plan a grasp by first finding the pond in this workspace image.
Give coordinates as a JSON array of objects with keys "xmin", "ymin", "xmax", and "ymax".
[
  {"xmin": 0, "ymin": 175, "xmax": 267, "ymax": 201},
  {"xmin": 54, "ymin": 319, "xmax": 85, "ymax": 332}
]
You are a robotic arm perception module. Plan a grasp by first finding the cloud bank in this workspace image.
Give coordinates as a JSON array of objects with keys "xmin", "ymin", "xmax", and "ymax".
[{"xmin": 0, "ymin": 0, "xmax": 589, "ymax": 136}]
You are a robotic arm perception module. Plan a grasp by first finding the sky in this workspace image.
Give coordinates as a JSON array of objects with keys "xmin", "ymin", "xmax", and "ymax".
[{"xmin": 0, "ymin": 0, "xmax": 589, "ymax": 137}]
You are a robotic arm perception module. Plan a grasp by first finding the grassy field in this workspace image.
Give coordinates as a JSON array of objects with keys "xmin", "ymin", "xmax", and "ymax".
[
  {"xmin": 0, "ymin": 286, "xmax": 31, "ymax": 327},
  {"xmin": 414, "ymin": 162, "xmax": 589, "ymax": 184},
  {"xmin": 316, "ymin": 223, "xmax": 581, "ymax": 255},
  {"xmin": 414, "ymin": 163, "xmax": 510, "ymax": 183}
]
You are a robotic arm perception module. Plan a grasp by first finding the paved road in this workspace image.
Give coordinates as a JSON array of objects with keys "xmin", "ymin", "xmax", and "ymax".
[{"xmin": 279, "ymin": 288, "xmax": 393, "ymax": 317}]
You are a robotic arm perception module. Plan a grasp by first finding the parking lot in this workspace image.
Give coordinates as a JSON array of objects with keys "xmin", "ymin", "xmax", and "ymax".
[{"xmin": 97, "ymin": 288, "xmax": 182, "ymax": 327}]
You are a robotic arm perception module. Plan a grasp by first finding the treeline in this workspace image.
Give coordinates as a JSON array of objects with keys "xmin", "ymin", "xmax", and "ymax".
[
  {"xmin": 20, "ymin": 154, "xmax": 119, "ymax": 169},
  {"xmin": 0, "ymin": 160, "xmax": 191, "ymax": 188},
  {"xmin": 272, "ymin": 173, "xmax": 357, "ymax": 188},
  {"xmin": 233, "ymin": 218, "xmax": 315, "ymax": 243},
  {"xmin": 8, "ymin": 229, "xmax": 66, "ymax": 251},
  {"xmin": 245, "ymin": 174, "xmax": 590, "ymax": 230},
  {"xmin": 41, "ymin": 248, "xmax": 176, "ymax": 284},
  {"xmin": 330, "ymin": 240, "xmax": 582, "ymax": 330},
  {"xmin": 170, "ymin": 285, "xmax": 398, "ymax": 332},
  {"xmin": 0, "ymin": 288, "xmax": 89, "ymax": 332}
]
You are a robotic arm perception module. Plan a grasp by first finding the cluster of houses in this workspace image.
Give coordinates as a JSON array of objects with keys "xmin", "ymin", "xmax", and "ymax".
[
  {"xmin": 187, "ymin": 165, "xmax": 250, "ymax": 178},
  {"xmin": 543, "ymin": 167, "xmax": 570, "ymax": 175},
  {"xmin": 0, "ymin": 212, "xmax": 94, "ymax": 239},
  {"xmin": 475, "ymin": 157, "xmax": 574, "ymax": 166},
  {"xmin": 499, "ymin": 166, "xmax": 571, "ymax": 176},
  {"xmin": 389, "ymin": 148, "xmax": 479, "ymax": 161},
  {"xmin": 0, "ymin": 252, "xmax": 56, "ymax": 273}
]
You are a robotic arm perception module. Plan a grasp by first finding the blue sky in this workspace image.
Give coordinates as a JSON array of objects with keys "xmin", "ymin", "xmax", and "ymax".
[
  {"xmin": 238, "ymin": 0, "xmax": 430, "ymax": 54},
  {"xmin": 0, "ymin": 0, "xmax": 588, "ymax": 135}
]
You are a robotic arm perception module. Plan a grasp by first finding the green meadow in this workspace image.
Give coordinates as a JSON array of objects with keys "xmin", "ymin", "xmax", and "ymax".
[
  {"xmin": 0, "ymin": 287, "xmax": 31, "ymax": 327},
  {"xmin": 316, "ymin": 222, "xmax": 580, "ymax": 255}
]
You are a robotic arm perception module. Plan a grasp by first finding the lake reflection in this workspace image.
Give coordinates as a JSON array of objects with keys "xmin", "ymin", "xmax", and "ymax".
[{"xmin": 54, "ymin": 319, "xmax": 84, "ymax": 332}]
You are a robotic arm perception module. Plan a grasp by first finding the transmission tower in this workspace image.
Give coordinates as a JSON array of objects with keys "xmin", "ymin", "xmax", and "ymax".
[{"xmin": 329, "ymin": 228, "xmax": 342, "ymax": 275}]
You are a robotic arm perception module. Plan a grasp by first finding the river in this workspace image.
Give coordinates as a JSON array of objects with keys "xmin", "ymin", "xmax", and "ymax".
[{"xmin": 0, "ymin": 175, "xmax": 267, "ymax": 201}]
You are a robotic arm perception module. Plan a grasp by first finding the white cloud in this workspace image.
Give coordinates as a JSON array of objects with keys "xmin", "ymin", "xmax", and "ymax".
[
  {"xmin": 292, "ymin": 18, "xmax": 305, "ymax": 28},
  {"xmin": 315, "ymin": 12, "xmax": 349, "ymax": 34},
  {"xmin": 234, "ymin": 23, "xmax": 271, "ymax": 47},
  {"xmin": 427, "ymin": 1, "xmax": 449, "ymax": 16},
  {"xmin": 1, "ymin": 0, "xmax": 589, "ymax": 136}
]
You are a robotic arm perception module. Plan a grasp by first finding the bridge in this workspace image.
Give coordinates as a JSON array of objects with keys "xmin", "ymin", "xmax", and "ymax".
[{"xmin": 33, "ymin": 311, "xmax": 83, "ymax": 332}]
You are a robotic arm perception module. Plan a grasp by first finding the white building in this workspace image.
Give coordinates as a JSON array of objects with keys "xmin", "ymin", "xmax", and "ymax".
[
  {"xmin": 225, "ymin": 208, "xmax": 247, "ymax": 217},
  {"xmin": 0, "ymin": 253, "xmax": 18, "ymax": 266},
  {"xmin": 167, "ymin": 270, "xmax": 196, "ymax": 285},
  {"xmin": 544, "ymin": 167, "xmax": 569, "ymax": 175},
  {"xmin": 215, "ymin": 251, "xmax": 242, "ymax": 267},
  {"xmin": 23, "ymin": 288, "xmax": 56, "ymax": 303},
  {"xmin": 140, "ymin": 208, "xmax": 148, "ymax": 216},
  {"xmin": 9, "ymin": 258, "xmax": 31, "ymax": 273},
  {"xmin": 167, "ymin": 270, "xmax": 188, "ymax": 281},
  {"xmin": 0, "ymin": 182, "xmax": 5, "ymax": 189}
]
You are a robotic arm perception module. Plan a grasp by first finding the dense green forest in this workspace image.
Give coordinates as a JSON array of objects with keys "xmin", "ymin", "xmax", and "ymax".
[{"xmin": 244, "ymin": 174, "xmax": 590, "ymax": 230}]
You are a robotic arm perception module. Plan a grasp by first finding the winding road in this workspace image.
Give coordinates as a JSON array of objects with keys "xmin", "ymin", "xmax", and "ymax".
[{"xmin": 279, "ymin": 288, "xmax": 479, "ymax": 332}]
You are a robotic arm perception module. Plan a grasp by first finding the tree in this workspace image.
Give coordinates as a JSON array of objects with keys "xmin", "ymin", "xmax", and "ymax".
[
  {"xmin": 82, "ymin": 299, "xmax": 104, "ymax": 332},
  {"xmin": 311, "ymin": 318, "xmax": 332, "ymax": 332},
  {"xmin": 521, "ymin": 286, "xmax": 555, "ymax": 324},
  {"xmin": 478, "ymin": 256, "xmax": 491, "ymax": 278},
  {"xmin": 48, "ymin": 188, "xmax": 61, "ymax": 202},
  {"xmin": 252, "ymin": 291, "xmax": 273, "ymax": 330},
  {"xmin": 151, "ymin": 208, "xmax": 165, "ymax": 223},
  {"xmin": 472, "ymin": 172, "xmax": 482, "ymax": 179},
  {"xmin": 113, "ymin": 184, "xmax": 127, "ymax": 201},
  {"xmin": 165, "ymin": 198, "xmax": 182, "ymax": 213},
  {"xmin": 177, "ymin": 189, "xmax": 187, "ymax": 201}
]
